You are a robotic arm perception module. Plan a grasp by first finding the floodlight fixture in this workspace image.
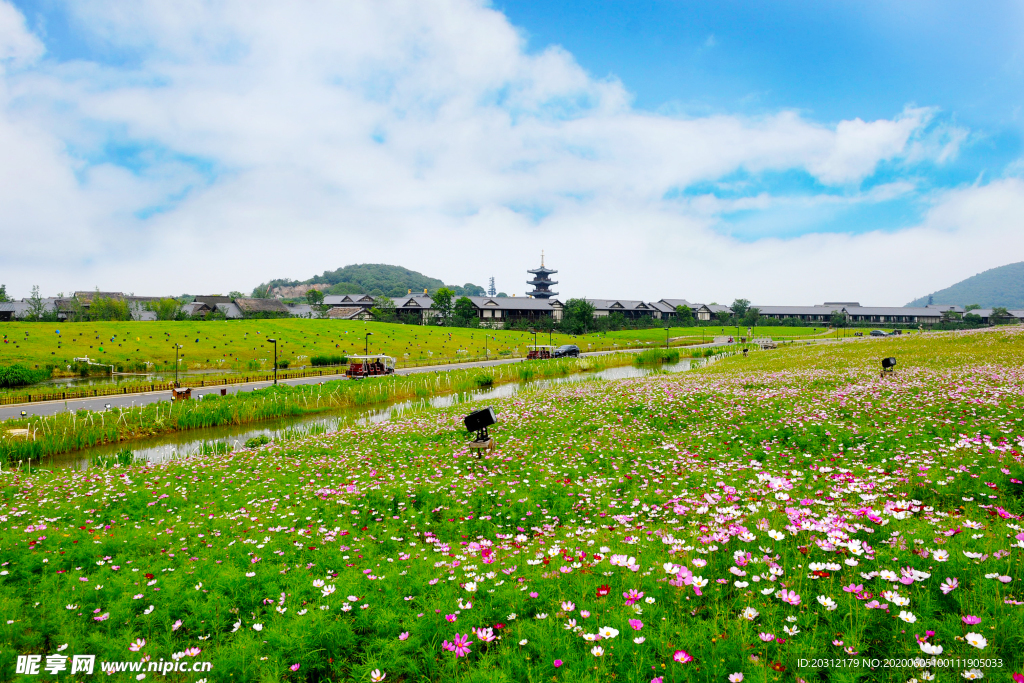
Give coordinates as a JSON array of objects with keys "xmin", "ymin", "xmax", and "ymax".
[
  {"xmin": 464, "ymin": 406, "xmax": 496, "ymax": 442},
  {"xmin": 882, "ymin": 357, "xmax": 896, "ymax": 372}
]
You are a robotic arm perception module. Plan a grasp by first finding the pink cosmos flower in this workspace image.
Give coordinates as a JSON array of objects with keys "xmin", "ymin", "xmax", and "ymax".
[
  {"xmin": 759, "ymin": 632, "xmax": 775, "ymax": 642},
  {"xmin": 651, "ymin": 678, "xmax": 664, "ymax": 683},
  {"xmin": 289, "ymin": 664, "xmax": 300, "ymax": 672},
  {"xmin": 842, "ymin": 583, "xmax": 863, "ymax": 594},
  {"xmin": 553, "ymin": 660, "xmax": 563, "ymax": 668},
  {"xmin": 832, "ymin": 640, "xmax": 843, "ymax": 646},
  {"xmin": 623, "ymin": 589, "xmax": 644, "ymax": 606},
  {"xmin": 778, "ymin": 589, "xmax": 801, "ymax": 606},
  {"xmin": 962, "ymin": 615, "xmax": 981, "ymax": 625},
  {"xmin": 445, "ymin": 614, "xmax": 457, "ymax": 623},
  {"xmin": 628, "ymin": 619, "xmax": 644, "ymax": 631},
  {"xmin": 940, "ymin": 577, "xmax": 959, "ymax": 594},
  {"xmin": 579, "ymin": 610, "xmax": 590, "ymax": 618},
  {"xmin": 673, "ymin": 650, "xmax": 693, "ymax": 663},
  {"xmin": 171, "ymin": 620, "xmax": 182, "ymax": 631},
  {"xmin": 129, "ymin": 639, "xmax": 146, "ymax": 652},
  {"xmin": 398, "ymin": 632, "xmax": 409, "ymax": 640},
  {"xmin": 447, "ymin": 633, "xmax": 472, "ymax": 657}
]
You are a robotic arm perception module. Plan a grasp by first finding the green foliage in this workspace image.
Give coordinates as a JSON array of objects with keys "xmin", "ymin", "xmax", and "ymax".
[
  {"xmin": 452, "ymin": 296, "xmax": 477, "ymax": 327},
  {"xmin": 89, "ymin": 296, "xmax": 132, "ymax": 321},
  {"xmin": 148, "ymin": 297, "xmax": 182, "ymax": 321},
  {"xmin": 250, "ymin": 283, "xmax": 273, "ymax": 298},
  {"xmin": 0, "ymin": 364, "xmax": 49, "ymax": 388},
  {"xmin": 633, "ymin": 348, "xmax": 680, "ymax": 365},
  {"xmin": 244, "ymin": 434, "xmax": 271, "ymax": 448},
  {"xmin": 310, "ymin": 354, "xmax": 347, "ymax": 366},
  {"xmin": 0, "ymin": 284, "xmax": 9, "ymax": 303},
  {"xmin": 907, "ymin": 260, "xmax": 1024, "ymax": 307},
  {"xmin": 369, "ymin": 295, "xmax": 397, "ymax": 323},
  {"xmin": 675, "ymin": 304, "xmax": 694, "ymax": 326},
  {"xmin": 729, "ymin": 298, "xmax": 750, "ymax": 317},
  {"xmin": 305, "ymin": 289, "xmax": 325, "ymax": 306},
  {"xmin": 562, "ymin": 298, "xmax": 596, "ymax": 334},
  {"xmin": 432, "ymin": 287, "xmax": 455, "ymax": 325}
]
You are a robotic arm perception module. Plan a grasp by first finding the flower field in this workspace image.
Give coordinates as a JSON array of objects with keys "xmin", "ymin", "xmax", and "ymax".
[{"xmin": 1, "ymin": 328, "xmax": 1023, "ymax": 682}]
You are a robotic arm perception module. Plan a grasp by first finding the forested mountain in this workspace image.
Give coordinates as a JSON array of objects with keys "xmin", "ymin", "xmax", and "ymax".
[
  {"xmin": 906, "ymin": 261, "xmax": 1024, "ymax": 308},
  {"xmin": 256, "ymin": 264, "xmax": 485, "ymax": 298}
]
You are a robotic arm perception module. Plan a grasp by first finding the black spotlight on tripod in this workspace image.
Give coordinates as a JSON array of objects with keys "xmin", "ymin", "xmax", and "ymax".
[
  {"xmin": 464, "ymin": 407, "xmax": 497, "ymax": 456},
  {"xmin": 881, "ymin": 357, "xmax": 897, "ymax": 375}
]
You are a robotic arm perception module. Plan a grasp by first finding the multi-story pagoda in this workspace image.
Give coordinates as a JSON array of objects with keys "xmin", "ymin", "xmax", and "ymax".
[{"xmin": 526, "ymin": 251, "xmax": 558, "ymax": 299}]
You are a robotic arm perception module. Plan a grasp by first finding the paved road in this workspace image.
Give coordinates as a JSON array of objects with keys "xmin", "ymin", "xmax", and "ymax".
[{"xmin": 0, "ymin": 343, "xmax": 730, "ymax": 420}]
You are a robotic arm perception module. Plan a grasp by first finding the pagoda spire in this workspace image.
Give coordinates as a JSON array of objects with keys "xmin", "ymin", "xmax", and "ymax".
[{"xmin": 526, "ymin": 253, "xmax": 558, "ymax": 299}]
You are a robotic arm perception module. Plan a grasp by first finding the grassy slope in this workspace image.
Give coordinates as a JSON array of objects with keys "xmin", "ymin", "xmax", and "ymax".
[
  {"xmin": 0, "ymin": 328, "xmax": 1021, "ymax": 681},
  {"xmin": 0, "ymin": 320, "xmax": 829, "ymax": 372}
]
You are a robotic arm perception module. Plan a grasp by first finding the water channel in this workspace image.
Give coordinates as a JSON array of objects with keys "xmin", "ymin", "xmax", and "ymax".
[{"xmin": 44, "ymin": 360, "xmax": 694, "ymax": 470}]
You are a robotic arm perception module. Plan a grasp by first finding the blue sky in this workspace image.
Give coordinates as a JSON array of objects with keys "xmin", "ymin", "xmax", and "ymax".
[
  {"xmin": 497, "ymin": 0, "xmax": 1024, "ymax": 239},
  {"xmin": 1, "ymin": 0, "xmax": 1023, "ymax": 303}
]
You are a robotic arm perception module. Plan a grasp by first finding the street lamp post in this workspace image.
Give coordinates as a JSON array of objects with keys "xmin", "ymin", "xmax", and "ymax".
[
  {"xmin": 365, "ymin": 332, "xmax": 372, "ymax": 355},
  {"xmin": 268, "ymin": 338, "xmax": 278, "ymax": 385},
  {"xmin": 665, "ymin": 325, "xmax": 669, "ymax": 350},
  {"xmin": 174, "ymin": 343, "xmax": 182, "ymax": 387}
]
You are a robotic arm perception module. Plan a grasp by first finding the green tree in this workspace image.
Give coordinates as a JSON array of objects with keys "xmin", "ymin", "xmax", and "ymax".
[
  {"xmin": 90, "ymin": 296, "xmax": 132, "ymax": 321},
  {"xmin": 562, "ymin": 298, "xmax": 596, "ymax": 334},
  {"xmin": 830, "ymin": 310, "xmax": 846, "ymax": 329},
  {"xmin": 251, "ymin": 284, "xmax": 273, "ymax": 298},
  {"xmin": 0, "ymin": 285, "xmax": 10, "ymax": 303},
  {"xmin": 965, "ymin": 304, "xmax": 981, "ymax": 312},
  {"xmin": 149, "ymin": 298, "xmax": 182, "ymax": 321},
  {"xmin": 743, "ymin": 307, "xmax": 761, "ymax": 328},
  {"xmin": 964, "ymin": 313, "xmax": 983, "ymax": 325},
  {"xmin": 306, "ymin": 289, "xmax": 325, "ymax": 306},
  {"xmin": 431, "ymin": 287, "xmax": 455, "ymax": 325},
  {"xmin": 730, "ymin": 299, "xmax": 750, "ymax": 317},
  {"xmin": 370, "ymin": 296, "xmax": 397, "ymax": 323},
  {"xmin": 675, "ymin": 305, "xmax": 694, "ymax": 326},
  {"xmin": 990, "ymin": 307, "xmax": 1010, "ymax": 324},
  {"xmin": 940, "ymin": 309, "xmax": 962, "ymax": 322},
  {"xmin": 453, "ymin": 296, "xmax": 478, "ymax": 327},
  {"xmin": 26, "ymin": 286, "xmax": 47, "ymax": 321}
]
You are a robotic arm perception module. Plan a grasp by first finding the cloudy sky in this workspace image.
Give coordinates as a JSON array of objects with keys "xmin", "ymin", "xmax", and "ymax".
[{"xmin": 1, "ymin": 0, "xmax": 1023, "ymax": 305}]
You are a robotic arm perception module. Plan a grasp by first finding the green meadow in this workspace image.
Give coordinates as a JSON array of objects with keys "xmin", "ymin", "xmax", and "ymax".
[
  {"xmin": 0, "ymin": 327, "xmax": 1020, "ymax": 682},
  {"xmin": 0, "ymin": 319, "xmax": 830, "ymax": 376}
]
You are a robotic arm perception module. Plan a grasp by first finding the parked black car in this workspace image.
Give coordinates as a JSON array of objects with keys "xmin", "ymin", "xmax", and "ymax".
[
  {"xmin": 553, "ymin": 344, "xmax": 581, "ymax": 358},
  {"xmin": 870, "ymin": 330, "xmax": 888, "ymax": 337}
]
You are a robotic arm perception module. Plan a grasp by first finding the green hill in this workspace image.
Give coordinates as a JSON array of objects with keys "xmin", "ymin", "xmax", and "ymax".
[
  {"xmin": 907, "ymin": 261, "xmax": 1024, "ymax": 308},
  {"xmin": 257, "ymin": 264, "xmax": 485, "ymax": 298}
]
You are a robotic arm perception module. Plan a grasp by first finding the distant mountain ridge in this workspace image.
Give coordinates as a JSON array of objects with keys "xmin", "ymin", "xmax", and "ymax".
[
  {"xmin": 907, "ymin": 261, "xmax": 1024, "ymax": 308},
  {"xmin": 257, "ymin": 264, "xmax": 485, "ymax": 299}
]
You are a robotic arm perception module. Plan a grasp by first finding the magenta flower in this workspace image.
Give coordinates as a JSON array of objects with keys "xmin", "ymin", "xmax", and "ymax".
[
  {"xmin": 289, "ymin": 664, "xmax": 300, "ymax": 672},
  {"xmin": 759, "ymin": 632, "xmax": 775, "ymax": 642},
  {"xmin": 842, "ymin": 583, "xmax": 863, "ymax": 594},
  {"xmin": 553, "ymin": 660, "xmax": 563, "ymax": 668},
  {"xmin": 445, "ymin": 614, "xmax": 457, "ymax": 623},
  {"xmin": 398, "ymin": 632, "xmax": 409, "ymax": 640},
  {"xmin": 529, "ymin": 592, "xmax": 538, "ymax": 598},
  {"xmin": 628, "ymin": 619, "xmax": 644, "ymax": 631},
  {"xmin": 449, "ymin": 633, "xmax": 472, "ymax": 657},
  {"xmin": 962, "ymin": 615, "xmax": 981, "ymax": 625},
  {"xmin": 623, "ymin": 589, "xmax": 644, "ymax": 605},
  {"xmin": 778, "ymin": 589, "xmax": 801, "ymax": 606},
  {"xmin": 673, "ymin": 650, "xmax": 693, "ymax": 663}
]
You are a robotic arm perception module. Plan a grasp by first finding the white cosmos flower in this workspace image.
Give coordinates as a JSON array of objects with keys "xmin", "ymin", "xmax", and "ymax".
[
  {"xmin": 897, "ymin": 611, "xmax": 917, "ymax": 623},
  {"xmin": 964, "ymin": 633, "xmax": 987, "ymax": 650},
  {"xmin": 597, "ymin": 626, "xmax": 619, "ymax": 639},
  {"xmin": 591, "ymin": 646, "xmax": 604, "ymax": 657},
  {"xmin": 919, "ymin": 642, "xmax": 943, "ymax": 655},
  {"xmin": 633, "ymin": 636, "xmax": 645, "ymax": 644}
]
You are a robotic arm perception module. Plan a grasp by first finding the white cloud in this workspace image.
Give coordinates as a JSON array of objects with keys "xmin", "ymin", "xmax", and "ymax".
[{"xmin": 0, "ymin": 0, "xmax": 1014, "ymax": 306}]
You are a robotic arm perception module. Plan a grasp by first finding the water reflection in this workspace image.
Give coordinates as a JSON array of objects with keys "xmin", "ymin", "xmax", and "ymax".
[{"xmin": 46, "ymin": 360, "xmax": 691, "ymax": 469}]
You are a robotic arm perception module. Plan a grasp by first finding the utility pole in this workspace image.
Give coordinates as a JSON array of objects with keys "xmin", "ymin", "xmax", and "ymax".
[{"xmin": 365, "ymin": 332, "xmax": 372, "ymax": 355}]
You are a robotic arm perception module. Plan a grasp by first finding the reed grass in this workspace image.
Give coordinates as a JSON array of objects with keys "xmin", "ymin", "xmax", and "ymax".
[{"xmin": 0, "ymin": 353, "xmax": 636, "ymax": 462}]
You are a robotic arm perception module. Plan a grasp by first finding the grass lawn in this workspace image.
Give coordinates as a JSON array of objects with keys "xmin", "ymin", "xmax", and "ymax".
[
  {"xmin": 0, "ymin": 320, "xmax": 834, "ymax": 375},
  {"xmin": 0, "ymin": 327, "xmax": 1021, "ymax": 681}
]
